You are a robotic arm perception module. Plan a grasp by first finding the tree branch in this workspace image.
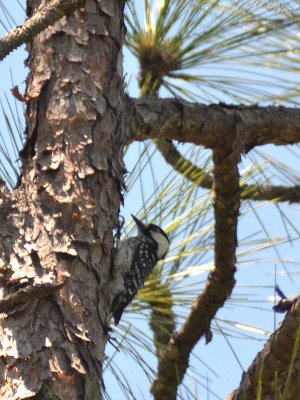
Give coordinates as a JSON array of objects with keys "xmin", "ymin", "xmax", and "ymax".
[
  {"xmin": 154, "ymin": 139, "xmax": 213, "ymax": 188},
  {"xmin": 240, "ymin": 183, "xmax": 300, "ymax": 203},
  {"xmin": 0, "ymin": 0, "xmax": 85, "ymax": 61},
  {"xmin": 155, "ymin": 139, "xmax": 300, "ymax": 203},
  {"xmin": 151, "ymin": 146, "xmax": 240, "ymax": 400},
  {"xmin": 130, "ymin": 98, "xmax": 300, "ymax": 149},
  {"xmin": 230, "ymin": 297, "xmax": 300, "ymax": 400},
  {"xmin": 137, "ymin": 72, "xmax": 180, "ymax": 390}
]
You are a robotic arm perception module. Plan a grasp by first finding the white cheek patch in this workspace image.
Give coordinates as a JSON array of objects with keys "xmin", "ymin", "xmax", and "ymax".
[{"xmin": 150, "ymin": 231, "xmax": 169, "ymax": 259}]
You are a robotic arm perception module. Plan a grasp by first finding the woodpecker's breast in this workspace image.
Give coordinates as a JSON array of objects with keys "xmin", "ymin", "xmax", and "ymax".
[
  {"xmin": 113, "ymin": 236, "xmax": 158, "ymax": 291},
  {"xmin": 111, "ymin": 237, "xmax": 159, "ymax": 323},
  {"xmin": 129, "ymin": 238, "xmax": 157, "ymax": 291}
]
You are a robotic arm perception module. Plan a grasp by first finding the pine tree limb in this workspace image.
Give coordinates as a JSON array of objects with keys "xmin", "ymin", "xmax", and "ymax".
[
  {"xmin": 151, "ymin": 146, "xmax": 240, "ymax": 400},
  {"xmin": 155, "ymin": 139, "xmax": 300, "ymax": 203},
  {"xmin": 130, "ymin": 98, "xmax": 300, "ymax": 149},
  {"xmin": 231, "ymin": 297, "xmax": 300, "ymax": 400},
  {"xmin": 0, "ymin": 0, "xmax": 85, "ymax": 61}
]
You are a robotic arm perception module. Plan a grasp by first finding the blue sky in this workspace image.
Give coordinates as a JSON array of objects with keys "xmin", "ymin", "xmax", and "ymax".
[{"xmin": 0, "ymin": 2, "xmax": 300, "ymax": 399}]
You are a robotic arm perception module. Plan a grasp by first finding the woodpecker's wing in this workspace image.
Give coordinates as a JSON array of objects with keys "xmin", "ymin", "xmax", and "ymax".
[{"xmin": 111, "ymin": 236, "xmax": 158, "ymax": 325}]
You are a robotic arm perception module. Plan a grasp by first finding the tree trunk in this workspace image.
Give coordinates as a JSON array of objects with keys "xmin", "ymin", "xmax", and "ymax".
[
  {"xmin": 0, "ymin": 1, "xmax": 126, "ymax": 398},
  {"xmin": 1, "ymin": 2, "xmax": 300, "ymax": 400}
]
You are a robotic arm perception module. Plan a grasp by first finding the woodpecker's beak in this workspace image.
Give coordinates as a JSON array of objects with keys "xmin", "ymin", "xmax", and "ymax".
[{"xmin": 131, "ymin": 214, "xmax": 146, "ymax": 234}]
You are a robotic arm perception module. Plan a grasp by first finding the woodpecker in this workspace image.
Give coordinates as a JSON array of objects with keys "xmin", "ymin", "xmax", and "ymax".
[{"xmin": 110, "ymin": 214, "xmax": 169, "ymax": 325}]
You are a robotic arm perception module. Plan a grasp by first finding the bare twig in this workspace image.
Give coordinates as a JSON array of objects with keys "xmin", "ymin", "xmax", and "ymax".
[
  {"xmin": 151, "ymin": 146, "xmax": 240, "ymax": 400},
  {"xmin": 0, "ymin": 0, "xmax": 85, "ymax": 61}
]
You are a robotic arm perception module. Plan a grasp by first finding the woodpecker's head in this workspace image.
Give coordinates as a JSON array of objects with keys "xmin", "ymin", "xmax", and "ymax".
[{"xmin": 131, "ymin": 214, "xmax": 169, "ymax": 259}]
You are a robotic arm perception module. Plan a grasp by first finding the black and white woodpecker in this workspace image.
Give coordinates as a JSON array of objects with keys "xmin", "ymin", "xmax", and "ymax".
[{"xmin": 110, "ymin": 215, "xmax": 169, "ymax": 325}]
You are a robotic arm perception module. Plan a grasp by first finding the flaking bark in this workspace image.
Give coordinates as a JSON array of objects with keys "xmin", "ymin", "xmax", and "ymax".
[
  {"xmin": 0, "ymin": 2, "xmax": 299, "ymax": 399},
  {"xmin": 0, "ymin": 1, "xmax": 127, "ymax": 399},
  {"xmin": 0, "ymin": 282, "xmax": 64, "ymax": 313}
]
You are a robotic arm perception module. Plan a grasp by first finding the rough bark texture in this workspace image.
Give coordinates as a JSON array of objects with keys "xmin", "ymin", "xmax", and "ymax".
[
  {"xmin": 130, "ymin": 98, "xmax": 300, "ymax": 149},
  {"xmin": 232, "ymin": 297, "xmax": 300, "ymax": 400},
  {"xmin": 151, "ymin": 141, "xmax": 241, "ymax": 400},
  {"xmin": 0, "ymin": 1, "xmax": 126, "ymax": 399},
  {"xmin": 0, "ymin": 2, "xmax": 299, "ymax": 400}
]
